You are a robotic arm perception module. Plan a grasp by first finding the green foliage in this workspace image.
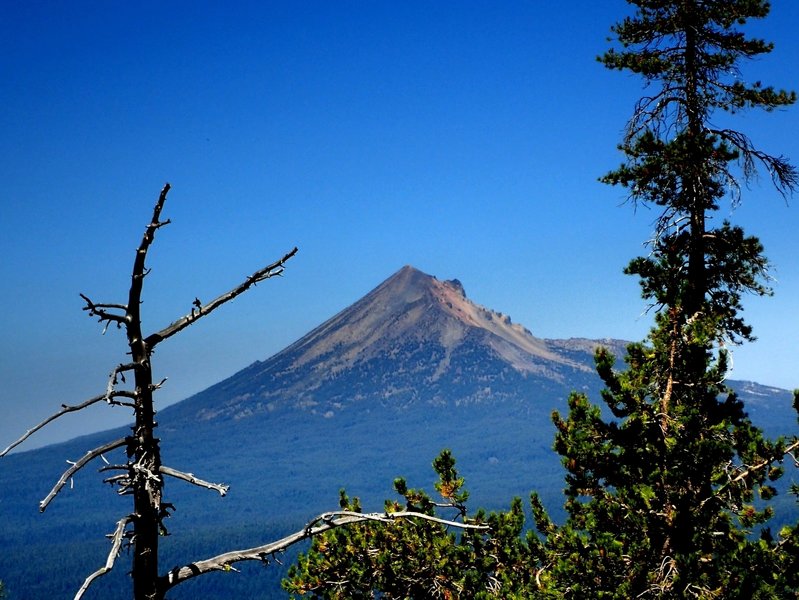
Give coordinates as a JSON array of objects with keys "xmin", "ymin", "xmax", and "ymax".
[
  {"xmin": 283, "ymin": 450, "xmax": 542, "ymax": 599},
  {"xmin": 526, "ymin": 1, "xmax": 799, "ymax": 598}
]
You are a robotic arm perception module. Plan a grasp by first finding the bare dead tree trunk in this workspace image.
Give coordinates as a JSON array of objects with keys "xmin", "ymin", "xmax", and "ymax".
[
  {"xmin": 126, "ymin": 185, "xmax": 169, "ymax": 600},
  {"xmin": 1, "ymin": 184, "xmax": 487, "ymax": 599},
  {"xmin": 3, "ymin": 184, "xmax": 298, "ymax": 599}
]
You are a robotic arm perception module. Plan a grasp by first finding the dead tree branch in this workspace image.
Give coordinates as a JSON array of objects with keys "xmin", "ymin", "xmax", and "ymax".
[
  {"xmin": 80, "ymin": 294, "xmax": 129, "ymax": 329},
  {"xmin": 2, "ymin": 183, "xmax": 301, "ymax": 599},
  {"xmin": 132, "ymin": 183, "xmax": 171, "ymax": 289},
  {"xmin": 74, "ymin": 515, "xmax": 132, "ymax": 600},
  {"xmin": 160, "ymin": 465, "xmax": 229, "ymax": 496},
  {"xmin": 161, "ymin": 509, "xmax": 489, "ymax": 591},
  {"xmin": 40, "ymin": 438, "xmax": 129, "ymax": 512},
  {"xmin": 144, "ymin": 246, "xmax": 299, "ymax": 349},
  {"xmin": 1, "ymin": 394, "xmax": 108, "ymax": 457},
  {"xmin": 1, "ymin": 363, "xmax": 136, "ymax": 461},
  {"xmin": 105, "ymin": 363, "xmax": 137, "ymax": 402}
]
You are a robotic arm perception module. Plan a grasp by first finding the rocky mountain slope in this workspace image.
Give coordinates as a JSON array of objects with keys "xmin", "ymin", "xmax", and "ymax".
[{"xmin": 165, "ymin": 265, "xmax": 626, "ymax": 424}]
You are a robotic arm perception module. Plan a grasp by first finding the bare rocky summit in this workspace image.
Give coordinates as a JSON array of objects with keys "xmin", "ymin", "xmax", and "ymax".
[{"xmin": 173, "ymin": 265, "xmax": 626, "ymax": 423}]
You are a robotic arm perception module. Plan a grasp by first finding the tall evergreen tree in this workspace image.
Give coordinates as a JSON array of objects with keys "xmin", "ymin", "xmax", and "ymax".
[{"xmin": 537, "ymin": 1, "xmax": 796, "ymax": 597}]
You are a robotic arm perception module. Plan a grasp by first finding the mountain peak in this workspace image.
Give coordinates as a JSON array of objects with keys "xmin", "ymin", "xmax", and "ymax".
[
  {"xmin": 185, "ymin": 266, "xmax": 597, "ymax": 421},
  {"xmin": 377, "ymin": 264, "xmax": 433, "ymax": 295},
  {"xmin": 379, "ymin": 265, "xmax": 466, "ymax": 306},
  {"xmin": 306, "ymin": 264, "xmax": 587, "ymax": 376}
]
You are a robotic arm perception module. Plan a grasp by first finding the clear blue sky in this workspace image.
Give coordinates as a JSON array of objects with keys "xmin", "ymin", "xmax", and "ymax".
[{"xmin": 2, "ymin": 2, "xmax": 797, "ymax": 450}]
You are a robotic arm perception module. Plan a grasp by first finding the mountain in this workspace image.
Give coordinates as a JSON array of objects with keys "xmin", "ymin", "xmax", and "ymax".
[
  {"xmin": 166, "ymin": 265, "xmax": 625, "ymax": 425},
  {"xmin": 1, "ymin": 266, "xmax": 795, "ymax": 599}
]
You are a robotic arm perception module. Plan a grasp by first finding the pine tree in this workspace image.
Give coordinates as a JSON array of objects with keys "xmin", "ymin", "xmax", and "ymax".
[
  {"xmin": 283, "ymin": 450, "xmax": 549, "ymax": 599},
  {"xmin": 537, "ymin": 2, "xmax": 796, "ymax": 597}
]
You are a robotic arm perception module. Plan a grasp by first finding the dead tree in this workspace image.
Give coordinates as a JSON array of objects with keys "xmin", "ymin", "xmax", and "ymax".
[{"xmin": 1, "ymin": 184, "xmax": 487, "ymax": 600}]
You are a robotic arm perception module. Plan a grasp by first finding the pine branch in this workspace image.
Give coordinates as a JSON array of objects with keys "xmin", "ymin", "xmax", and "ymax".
[
  {"xmin": 702, "ymin": 439, "xmax": 799, "ymax": 509},
  {"xmin": 728, "ymin": 439, "xmax": 799, "ymax": 486}
]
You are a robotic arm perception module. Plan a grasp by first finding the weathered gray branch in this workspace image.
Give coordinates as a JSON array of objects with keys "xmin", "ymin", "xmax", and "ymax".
[
  {"xmin": 74, "ymin": 515, "xmax": 132, "ymax": 600},
  {"xmin": 144, "ymin": 246, "xmax": 298, "ymax": 348},
  {"xmin": 1, "ymin": 394, "xmax": 106, "ymax": 457},
  {"xmin": 40, "ymin": 438, "xmax": 129, "ymax": 512},
  {"xmin": 160, "ymin": 465, "xmax": 229, "ymax": 496},
  {"xmin": 161, "ymin": 509, "xmax": 489, "ymax": 591}
]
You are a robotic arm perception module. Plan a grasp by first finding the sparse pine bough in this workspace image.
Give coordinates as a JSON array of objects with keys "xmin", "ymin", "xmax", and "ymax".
[{"xmin": 532, "ymin": 1, "xmax": 799, "ymax": 598}]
